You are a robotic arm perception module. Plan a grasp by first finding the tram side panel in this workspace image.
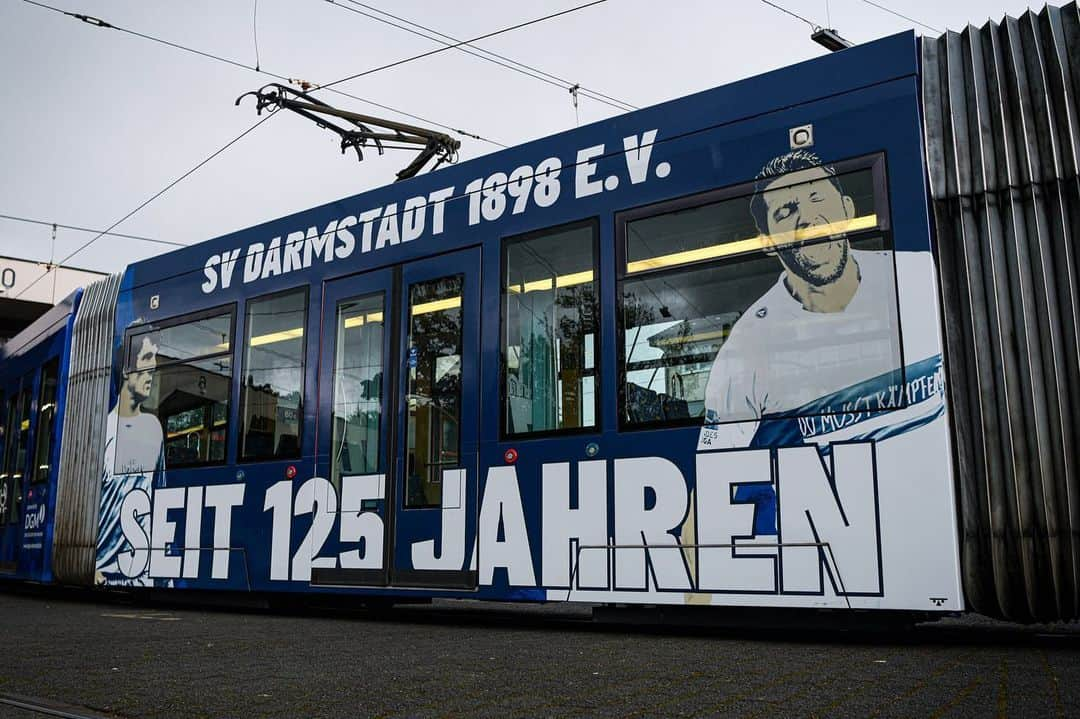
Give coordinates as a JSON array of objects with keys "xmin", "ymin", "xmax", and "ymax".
[
  {"xmin": 0, "ymin": 294, "xmax": 79, "ymax": 583},
  {"xmin": 478, "ymin": 77, "xmax": 963, "ymax": 612},
  {"xmin": 83, "ymin": 30, "xmax": 965, "ymax": 613}
]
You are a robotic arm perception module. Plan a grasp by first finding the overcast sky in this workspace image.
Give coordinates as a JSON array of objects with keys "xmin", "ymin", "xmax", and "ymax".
[{"xmin": 0, "ymin": 0, "xmax": 1066, "ymax": 275}]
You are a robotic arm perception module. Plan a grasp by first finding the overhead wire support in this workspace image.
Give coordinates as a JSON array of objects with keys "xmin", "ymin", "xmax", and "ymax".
[
  {"xmin": 758, "ymin": 0, "xmax": 852, "ymax": 52},
  {"xmin": 326, "ymin": 0, "xmax": 637, "ymax": 113},
  {"xmin": 0, "ymin": 214, "xmax": 183, "ymax": 247},
  {"xmin": 236, "ymin": 83, "xmax": 460, "ymax": 180},
  {"xmin": 18, "ymin": 0, "xmax": 505, "ymax": 147}
]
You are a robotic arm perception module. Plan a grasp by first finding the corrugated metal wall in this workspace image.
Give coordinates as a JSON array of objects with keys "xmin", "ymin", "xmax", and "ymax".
[
  {"xmin": 52, "ymin": 274, "xmax": 120, "ymax": 586},
  {"xmin": 923, "ymin": 3, "xmax": 1080, "ymax": 622}
]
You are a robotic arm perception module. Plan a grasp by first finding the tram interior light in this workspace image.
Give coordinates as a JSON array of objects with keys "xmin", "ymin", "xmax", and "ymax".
[
  {"xmin": 249, "ymin": 327, "xmax": 304, "ymax": 347},
  {"xmin": 411, "ymin": 296, "xmax": 462, "ymax": 316},
  {"xmin": 506, "ymin": 270, "xmax": 594, "ymax": 294},
  {"xmin": 343, "ymin": 312, "xmax": 385, "ymax": 329},
  {"xmin": 626, "ymin": 214, "xmax": 878, "ymax": 273}
]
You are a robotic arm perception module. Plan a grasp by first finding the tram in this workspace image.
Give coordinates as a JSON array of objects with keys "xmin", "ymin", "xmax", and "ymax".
[{"xmin": 3, "ymin": 5, "xmax": 1079, "ymax": 623}]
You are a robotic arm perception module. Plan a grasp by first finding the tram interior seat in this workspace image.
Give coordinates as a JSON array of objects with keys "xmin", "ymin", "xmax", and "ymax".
[
  {"xmin": 275, "ymin": 434, "xmax": 299, "ymax": 457},
  {"xmin": 625, "ymin": 382, "xmax": 689, "ymax": 424}
]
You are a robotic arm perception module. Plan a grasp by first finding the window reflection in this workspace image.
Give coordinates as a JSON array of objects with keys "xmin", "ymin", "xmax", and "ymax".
[
  {"xmin": 117, "ymin": 311, "xmax": 233, "ymax": 471},
  {"xmin": 503, "ymin": 222, "xmax": 597, "ymax": 435},
  {"xmin": 241, "ymin": 290, "xmax": 307, "ymax": 461},
  {"xmin": 620, "ymin": 160, "xmax": 902, "ymax": 429},
  {"xmin": 32, "ymin": 359, "xmax": 59, "ymax": 483},
  {"xmin": 405, "ymin": 275, "xmax": 463, "ymax": 508},
  {"xmin": 331, "ymin": 294, "xmax": 384, "ymax": 492}
]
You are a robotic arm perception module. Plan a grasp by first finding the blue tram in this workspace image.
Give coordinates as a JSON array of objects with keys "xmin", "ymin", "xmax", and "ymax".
[{"xmin": 3, "ymin": 6, "xmax": 1079, "ymax": 623}]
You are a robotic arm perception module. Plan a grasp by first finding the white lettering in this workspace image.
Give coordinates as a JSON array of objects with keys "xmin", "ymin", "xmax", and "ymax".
[
  {"xmin": 375, "ymin": 203, "xmax": 400, "ymax": 250},
  {"xmin": 428, "ymin": 186, "xmax": 454, "ymax": 235},
  {"xmin": 205, "ymin": 483, "xmax": 245, "ymax": 580},
  {"xmin": 282, "ymin": 233, "xmax": 304, "ymax": 274},
  {"xmin": 117, "ymin": 489, "xmax": 151, "ymax": 579},
  {"xmin": 150, "ymin": 487, "xmax": 185, "ymax": 579},
  {"xmin": 575, "ymin": 144, "xmax": 605, "ymax": 198},
  {"xmin": 261, "ymin": 236, "xmax": 282, "ymax": 279},
  {"xmin": 201, "ymin": 254, "xmax": 220, "ymax": 294},
  {"xmin": 541, "ymin": 461, "xmax": 607, "ymax": 589},
  {"xmin": 613, "ymin": 457, "xmax": 691, "ymax": 591},
  {"xmin": 182, "ymin": 486, "xmax": 203, "ymax": 579},
  {"xmin": 243, "ymin": 242, "xmax": 265, "ymax": 283},
  {"xmin": 412, "ymin": 469, "xmax": 466, "ymax": 571},
  {"xmin": 479, "ymin": 466, "xmax": 536, "ymax": 586},
  {"xmin": 358, "ymin": 208, "xmax": 382, "ymax": 253},
  {"xmin": 623, "ymin": 129, "xmax": 657, "ymax": 184},
  {"xmin": 220, "ymin": 248, "xmax": 241, "ymax": 289},
  {"xmin": 335, "ymin": 215, "xmax": 357, "ymax": 259},
  {"xmin": 777, "ymin": 443, "xmax": 881, "ymax": 595},
  {"xmin": 695, "ymin": 451, "xmax": 775, "ymax": 592},
  {"xmin": 401, "ymin": 196, "xmax": 426, "ymax": 242},
  {"xmin": 339, "ymin": 474, "xmax": 384, "ymax": 569}
]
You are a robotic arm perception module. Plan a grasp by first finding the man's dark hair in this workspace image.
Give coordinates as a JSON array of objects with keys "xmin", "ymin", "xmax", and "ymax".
[
  {"xmin": 749, "ymin": 150, "xmax": 844, "ymax": 233},
  {"xmin": 124, "ymin": 327, "xmax": 160, "ymax": 374}
]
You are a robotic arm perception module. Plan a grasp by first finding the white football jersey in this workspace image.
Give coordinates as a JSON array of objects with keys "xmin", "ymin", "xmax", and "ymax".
[{"xmin": 698, "ymin": 250, "xmax": 941, "ymax": 449}]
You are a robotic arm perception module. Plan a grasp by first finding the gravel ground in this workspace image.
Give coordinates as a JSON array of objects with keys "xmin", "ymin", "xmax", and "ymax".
[{"xmin": 0, "ymin": 588, "xmax": 1077, "ymax": 718}]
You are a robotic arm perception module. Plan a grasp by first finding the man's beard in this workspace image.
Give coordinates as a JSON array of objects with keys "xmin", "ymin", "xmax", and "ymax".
[{"xmin": 778, "ymin": 239, "xmax": 850, "ymax": 287}]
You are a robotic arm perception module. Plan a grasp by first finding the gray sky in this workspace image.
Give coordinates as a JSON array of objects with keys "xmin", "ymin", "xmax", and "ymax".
[{"xmin": 0, "ymin": 0, "xmax": 1064, "ymax": 275}]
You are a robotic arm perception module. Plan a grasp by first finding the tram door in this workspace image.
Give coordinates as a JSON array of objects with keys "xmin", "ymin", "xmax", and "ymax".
[{"xmin": 318, "ymin": 247, "xmax": 480, "ymax": 589}]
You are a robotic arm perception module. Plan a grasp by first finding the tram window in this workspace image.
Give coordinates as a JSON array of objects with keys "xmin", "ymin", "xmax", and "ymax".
[
  {"xmin": 0, "ymin": 391, "xmax": 5, "ymax": 482},
  {"xmin": 240, "ymin": 289, "xmax": 307, "ymax": 462},
  {"xmin": 116, "ymin": 309, "xmax": 233, "ymax": 472},
  {"xmin": 502, "ymin": 221, "xmax": 598, "ymax": 436},
  {"xmin": 0, "ymin": 394, "xmax": 11, "ymax": 524},
  {"xmin": 1, "ymin": 386, "xmax": 32, "ymax": 523},
  {"xmin": 331, "ymin": 293, "xmax": 384, "ymax": 492},
  {"xmin": 619, "ymin": 157, "xmax": 902, "ymax": 430},
  {"xmin": 32, "ymin": 359, "xmax": 59, "ymax": 483},
  {"xmin": 405, "ymin": 275, "xmax": 463, "ymax": 509}
]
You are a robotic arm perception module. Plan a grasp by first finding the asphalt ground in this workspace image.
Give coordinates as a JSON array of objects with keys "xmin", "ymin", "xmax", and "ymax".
[{"xmin": 0, "ymin": 588, "xmax": 1077, "ymax": 719}]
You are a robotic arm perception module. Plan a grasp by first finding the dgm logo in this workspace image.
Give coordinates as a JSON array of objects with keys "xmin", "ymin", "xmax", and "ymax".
[{"xmin": 24, "ymin": 504, "xmax": 46, "ymax": 532}]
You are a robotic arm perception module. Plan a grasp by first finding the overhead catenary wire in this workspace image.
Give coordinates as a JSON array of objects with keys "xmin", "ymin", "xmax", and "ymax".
[
  {"xmin": 317, "ymin": 0, "xmax": 610, "ymax": 92},
  {"xmin": 341, "ymin": 0, "xmax": 635, "ymax": 110},
  {"xmin": 0, "ymin": 214, "xmax": 183, "ymax": 247},
  {"xmin": 14, "ymin": 113, "xmax": 276, "ymax": 301},
  {"xmin": 326, "ymin": 0, "xmax": 637, "ymax": 113},
  {"xmin": 112, "ymin": 118, "xmax": 704, "ymax": 295},
  {"xmin": 18, "ymin": 0, "xmax": 505, "ymax": 147},
  {"xmin": 758, "ymin": 0, "xmax": 819, "ymax": 28},
  {"xmin": 857, "ymin": 0, "xmax": 941, "ymax": 33}
]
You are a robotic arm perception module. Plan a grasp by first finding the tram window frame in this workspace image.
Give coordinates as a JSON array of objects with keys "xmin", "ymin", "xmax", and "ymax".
[
  {"xmin": 499, "ymin": 218, "xmax": 601, "ymax": 440},
  {"xmin": 329, "ymin": 291, "xmax": 387, "ymax": 493},
  {"xmin": 0, "ymin": 391, "xmax": 10, "ymax": 525},
  {"xmin": 238, "ymin": 285, "xmax": 309, "ymax": 463},
  {"xmin": 2, "ymin": 383, "xmax": 32, "ymax": 524},
  {"xmin": 120, "ymin": 303, "xmax": 237, "ymax": 471},
  {"xmin": 615, "ymin": 152, "xmax": 900, "ymax": 432},
  {"xmin": 31, "ymin": 358, "xmax": 60, "ymax": 484}
]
